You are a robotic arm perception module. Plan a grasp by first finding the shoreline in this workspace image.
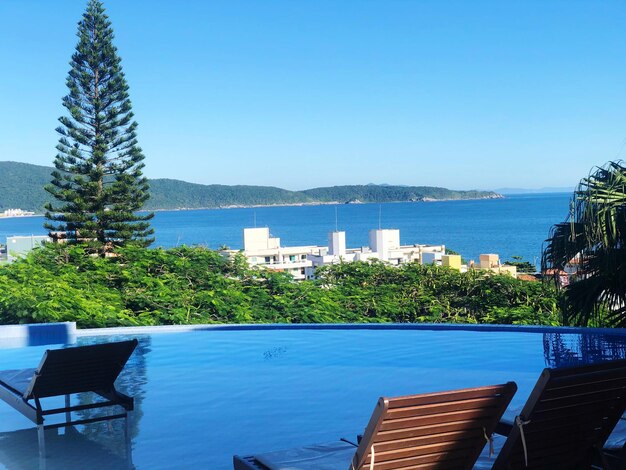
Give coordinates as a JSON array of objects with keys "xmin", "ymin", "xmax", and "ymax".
[
  {"xmin": 147, "ymin": 195, "xmax": 505, "ymax": 212},
  {"xmin": 0, "ymin": 195, "xmax": 505, "ymax": 217},
  {"xmin": 0, "ymin": 214, "xmax": 41, "ymax": 220}
]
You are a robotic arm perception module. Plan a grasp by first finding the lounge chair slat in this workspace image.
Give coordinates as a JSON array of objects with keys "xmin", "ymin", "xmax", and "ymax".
[
  {"xmin": 385, "ymin": 384, "xmax": 514, "ymax": 408},
  {"xmin": 528, "ymin": 398, "xmax": 625, "ymax": 424},
  {"xmin": 375, "ymin": 418, "xmax": 499, "ymax": 441},
  {"xmin": 541, "ymin": 375, "xmax": 626, "ymax": 399},
  {"xmin": 546, "ymin": 370, "xmax": 626, "ymax": 389},
  {"xmin": 361, "ymin": 445, "xmax": 480, "ymax": 469},
  {"xmin": 491, "ymin": 359, "xmax": 626, "ymax": 470},
  {"xmin": 379, "ymin": 408, "xmax": 499, "ymax": 431},
  {"xmin": 385, "ymin": 397, "xmax": 505, "ymax": 420},
  {"xmin": 548, "ymin": 359, "xmax": 626, "ymax": 378},
  {"xmin": 537, "ymin": 385, "xmax": 626, "ymax": 408},
  {"xmin": 365, "ymin": 428, "xmax": 487, "ymax": 453}
]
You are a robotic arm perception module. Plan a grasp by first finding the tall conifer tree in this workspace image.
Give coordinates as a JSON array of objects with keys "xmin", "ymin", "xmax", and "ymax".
[{"xmin": 45, "ymin": 0, "xmax": 154, "ymax": 254}]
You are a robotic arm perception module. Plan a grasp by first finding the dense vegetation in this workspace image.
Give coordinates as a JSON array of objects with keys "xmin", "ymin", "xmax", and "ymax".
[
  {"xmin": 543, "ymin": 160, "xmax": 626, "ymax": 327},
  {"xmin": 0, "ymin": 244, "xmax": 561, "ymax": 328},
  {"xmin": 0, "ymin": 161, "xmax": 501, "ymax": 212}
]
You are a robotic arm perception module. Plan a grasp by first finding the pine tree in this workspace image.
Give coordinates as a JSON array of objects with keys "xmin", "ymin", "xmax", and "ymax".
[{"xmin": 45, "ymin": 0, "xmax": 154, "ymax": 254}]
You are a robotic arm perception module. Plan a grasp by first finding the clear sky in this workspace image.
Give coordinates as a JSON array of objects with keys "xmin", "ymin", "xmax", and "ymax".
[{"xmin": 1, "ymin": 0, "xmax": 625, "ymax": 191}]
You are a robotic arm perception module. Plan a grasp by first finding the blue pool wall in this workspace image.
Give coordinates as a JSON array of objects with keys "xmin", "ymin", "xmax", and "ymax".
[
  {"xmin": 76, "ymin": 322, "xmax": 626, "ymax": 337},
  {"xmin": 0, "ymin": 322, "xmax": 77, "ymax": 348}
]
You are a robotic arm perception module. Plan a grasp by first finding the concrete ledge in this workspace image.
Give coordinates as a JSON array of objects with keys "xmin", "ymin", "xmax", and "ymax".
[{"xmin": 0, "ymin": 322, "xmax": 77, "ymax": 348}]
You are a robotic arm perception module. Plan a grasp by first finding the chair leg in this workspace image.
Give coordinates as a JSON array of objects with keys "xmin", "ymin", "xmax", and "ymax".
[
  {"xmin": 37, "ymin": 424, "xmax": 46, "ymax": 459},
  {"xmin": 125, "ymin": 412, "xmax": 133, "ymax": 468},
  {"xmin": 65, "ymin": 394, "xmax": 71, "ymax": 423}
]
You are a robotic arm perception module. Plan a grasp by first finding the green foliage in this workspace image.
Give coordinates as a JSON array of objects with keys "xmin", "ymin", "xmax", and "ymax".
[
  {"xmin": 543, "ymin": 161, "xmax": 626, "ymax": 327},
  {"xmin": 44, "ymin": 0, "xmax": 153, "ymax": 254},
  {"xmin": 0, "ymin": 245, "xmax": 561, "ymax": 328},
  {"xmin": 0, "ymin": 161, "xmax": 501, "ymax": 212},
  {"xmin": 504, "ymin": 257, "xmax": 536, "ymax": 273},
  {"xmin": 316, "ymin": 261, "xmax": 561, "ymax": 325}
]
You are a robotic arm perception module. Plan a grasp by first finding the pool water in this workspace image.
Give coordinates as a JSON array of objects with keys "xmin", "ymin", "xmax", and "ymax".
[{"xmin": 0, "ymin": 326, "xmax": 625, "ymax": 469}]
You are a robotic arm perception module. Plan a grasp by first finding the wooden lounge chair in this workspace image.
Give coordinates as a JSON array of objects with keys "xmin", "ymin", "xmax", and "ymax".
[
  {"xmin": 0, "ymin": 339, "xmax": 138, "ymax": 458},
  {"xmin": 486, "ymin": 359, "xmax": 626, "ymax": 469},
  {"xmin": 233, "ymin": 382, "xmax": 517, "ymax": 470}
]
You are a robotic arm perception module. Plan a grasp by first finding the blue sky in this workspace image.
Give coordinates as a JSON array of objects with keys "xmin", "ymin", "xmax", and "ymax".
[{"xmin": 1, "ymin": 1, "xmax": 625, "ymax": 191}]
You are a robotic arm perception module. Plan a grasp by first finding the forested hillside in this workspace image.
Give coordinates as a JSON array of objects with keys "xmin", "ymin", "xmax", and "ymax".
[
  {"xmin": 303, "ymin": 185, "xmax": 501, "ymax": 202},
  {"xmin": 0, "ymin": 162, "xmax": 54, "ymax": 211},
  {"xmin": 147, "ymin": 179, "xmax": 314, "ymax": 209},
  {"xmin": 0, "ymin": 161, "xmax": 501, "ymax": 212}
]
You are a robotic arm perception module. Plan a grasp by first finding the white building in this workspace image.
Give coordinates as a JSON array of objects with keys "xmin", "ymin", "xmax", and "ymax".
[
  {"xmin": 305, "ymin": 229, "xmax": 445, "ymax": 279},
  {"xmin": 222, "ymin": 227, "xmax": 446, "ymax": 281},
  {"xmin": 1, "ymin": 235, "xmax": 51, "ymax": 263},
  {"xmin": 0, "ymin": 209, "xmax": 35, "ymax": 218},
  {"xmin": 222, "ymin": 228, "xmax": 323, "ymax": 281}
]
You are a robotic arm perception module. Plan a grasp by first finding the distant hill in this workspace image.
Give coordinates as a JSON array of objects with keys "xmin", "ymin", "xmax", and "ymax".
[
  {"xmin": 147, "ymin": 179, "xmax": 314, "ymax": 209},
  {"xmin": 0, "ymin": 161, "xmax": 501, "ymax": 212},
  {"xmin": 303, "ymin": 185, "xmax": 501, "ymax": 203},
  {"xmin": 0, "ymin": 161, "xmax": 54, "ymax": 211}
]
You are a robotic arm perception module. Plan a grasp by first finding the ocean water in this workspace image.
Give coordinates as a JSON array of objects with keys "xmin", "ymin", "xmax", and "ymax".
[{"xmin": 0, "ymin": 193, "xmax": 571, "ymax": 264}]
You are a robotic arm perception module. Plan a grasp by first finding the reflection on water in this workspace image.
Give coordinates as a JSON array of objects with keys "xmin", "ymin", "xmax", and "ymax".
[
  {"xmin": 0, "ymin": 337, "xmax": 150, "ymax": 469},
  {"xmin": 0, "ymin": 426, "xmax": 133, "ymax": 470},
  {"xmin": 543, "ymin": 333, "xmax": 626, "ymax": 368}
]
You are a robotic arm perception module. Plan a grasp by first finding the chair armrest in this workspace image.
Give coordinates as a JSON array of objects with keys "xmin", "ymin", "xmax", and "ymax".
[
  {"xmin": 339, "ymin": 437, "xmax": 359, "ymax": 447},
  {"xmin": 494, "ymin": 419, "xmax": 514, "ymax": 436}
]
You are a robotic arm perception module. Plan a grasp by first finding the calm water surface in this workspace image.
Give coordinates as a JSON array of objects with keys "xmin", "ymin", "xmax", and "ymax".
[
  {"xmin": 0, "ymin": 193, "xmax": 570, "ymax": 263},
  {"xmin": 0, "ymin": 327, "xmax": 624, "ymax": 469}
]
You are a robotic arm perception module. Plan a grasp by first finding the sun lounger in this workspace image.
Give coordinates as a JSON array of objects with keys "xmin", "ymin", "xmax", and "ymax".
[
  {"xmin": 233, "ymin": 382, "xmax": 517, "ymax": 470},
  {"xmin": 484, "ymin": 359, "xmax": 626, "ymax": 469},
  {"xmin": 0, "ymin": 339, "xmax": 138, "ymax": 458}
]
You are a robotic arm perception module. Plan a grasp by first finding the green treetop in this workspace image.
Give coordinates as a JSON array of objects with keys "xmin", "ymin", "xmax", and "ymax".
[
  {"xmin": 45, "ymin": 0, "xmax": 154, "ymax": 255},
  {"xmin": 543, "ymin": 161, "xmax": 626, "ymax": 327}
]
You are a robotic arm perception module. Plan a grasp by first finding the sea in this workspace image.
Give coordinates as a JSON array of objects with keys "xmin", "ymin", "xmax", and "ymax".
[{"xmin": 0, "ymin": 193, "xmax": 571, "ymax": 267}]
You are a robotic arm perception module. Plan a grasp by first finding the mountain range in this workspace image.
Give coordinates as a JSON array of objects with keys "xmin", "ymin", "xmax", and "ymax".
[{"xmin": 0, "ymin": 161, "xmax": 502, "ymax": 212}]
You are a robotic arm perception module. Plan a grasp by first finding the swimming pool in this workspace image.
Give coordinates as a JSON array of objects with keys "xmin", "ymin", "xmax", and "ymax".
[{"xmin": 0, "ymin": 324, "xmax": 625, "ymax": 469}]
